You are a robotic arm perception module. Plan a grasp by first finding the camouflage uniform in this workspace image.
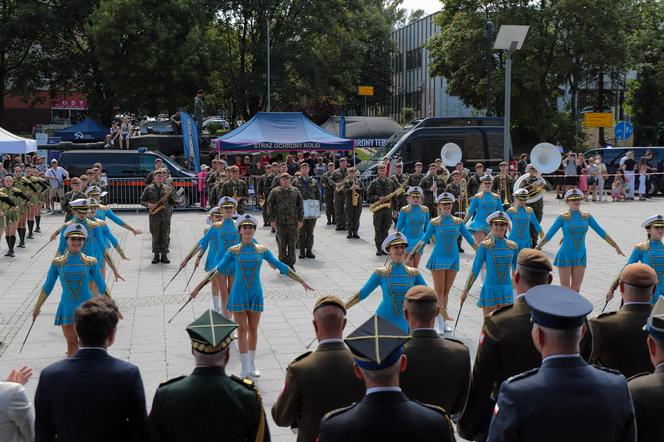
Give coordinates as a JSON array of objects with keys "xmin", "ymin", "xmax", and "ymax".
[
  {"xmin": 492, "ymin": 173, "xmax": 515, "ymax": 209},
  {"xmin": 208, "ymin": 172, "xmax": 227, "ymax": 207},
  {"xmin": 321, "ymin": 171, "xmax": 336, "ymax": 224},
  {"xmin": 140, "ymin": 181, "xmax": 179, "ymax": 256},
  {"xmin": 258, "ymin": 172, "xmax": 276, "ymax": 225},
  {"xmin": 331, "ymin": 167, "xmax": 349, "ymax": 230},
  {"xmin": 391, "ymin": 173, "xmax": 409, "ymax": 211},
  {"xmin": 220, "ymin": 178, "xmax": 248, "ymax": 214},
  {"xmin": 406, "ymin": 173, "xmax": 424, "ymax": 188},
  {"xmin": 293, "ymin": 174, "xmax": 321, "ymax": 257},
  {"xmin": 266, "ymin": 185, "xmax": 304, "ymax": 267},
  {"xmin": 420, "ymin": 174, "xmax": 447, "ymax": 215},
  {"xmin": 342, "ymin": 177, "xmax": 364, "ymax": 238},
  {"xmin": 467, "ymin": 174, "xmax": 482, "ymax": 197},
  {"xmin": 62, "ymin": 189, "xmax": 86, "ymax": 222},
  {"xmin": 366, "ymin": 176, "xmax": 397, "ymax": 254}
]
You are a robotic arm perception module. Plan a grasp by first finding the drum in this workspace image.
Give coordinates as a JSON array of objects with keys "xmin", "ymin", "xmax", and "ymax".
[{"xmin": 303, "ymin": 199, "xmax": 321, "ymax": 219}]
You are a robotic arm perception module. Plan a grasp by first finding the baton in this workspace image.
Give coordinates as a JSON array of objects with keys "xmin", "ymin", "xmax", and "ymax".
[
  {"xmin": 168, "ymin": 296, "xmax": 194, "ymax": 323},
  {"xmin": 452, "ymin": 303, "xmax": 464, "ymax": 337},
  {"xmin": 19, "ymin": 319, "xmax": 36, "ymax": 353},
  {"xmin": 184, "ymin": 264, "xmax": 198, "ymax": 292},
  {"xmin": 600, "ymin": 298, "xmax": 610, "ymax": 314},
  {"xmin": 305, "ymin": 337, "xmax": 317, "ymax": 349},
  {"xmin": 163, "ymin": 267, "xmax": 185, "ymax": 291},
  {"xmin": 30, "ymin": 239, "xmax": 53, "ymax": 259}
]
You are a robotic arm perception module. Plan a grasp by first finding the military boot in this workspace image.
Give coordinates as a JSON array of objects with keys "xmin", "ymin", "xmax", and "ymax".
[
  {"xmin": 299, "ymin": 248, "xmax": 306, "ymax": 259},
  {"xmin": 160, "ymin": 253, "xmax": 170, "ymax": 264},
  {"xmin": 306, "ymin": 249, "xmax": 315, "ymax": 258},
  {"xmin": 152, "ymin": 254, "xmax": 161, "ymax": 264}
]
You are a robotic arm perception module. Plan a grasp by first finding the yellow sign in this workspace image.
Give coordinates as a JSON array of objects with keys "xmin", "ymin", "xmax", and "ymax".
[
  {"xmin": 583, "ymin": 112, "xmax": 613, "ymax": 128},
  {"xmin": 358, "ymin": 86, "xmax": 374, "ymax": 96}
]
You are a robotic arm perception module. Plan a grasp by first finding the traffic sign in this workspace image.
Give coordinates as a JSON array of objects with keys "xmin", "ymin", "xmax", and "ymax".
[
  {"xmin": 358, "ymin": 86, "xmax": 374, "ymax": 96},
  {"xmin": 615, "ymin": 121, "xmax": 633, "ymax": 140},
  {"xmin": 583, "ymin": 112, "xmax": 613, "ymax": 128}
]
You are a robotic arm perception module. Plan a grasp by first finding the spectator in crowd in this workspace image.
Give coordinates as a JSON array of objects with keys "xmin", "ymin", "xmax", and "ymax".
[
  {"xmin": 170, "ymin": 111, "xmax": 182, "ymax": 135},
  {"xmin": 109, "ymin": 121, "xmax": 120, "ymax": 147},
  {"xmin": 612, "ymin": 169, "xmax": 627, "ymax": 201},
  {"xmin": 595, "ymin": 156, "xmax": 608, "ymax": 202},
  {"xmin": 562, "ymin": 152, "xmax": 578, "ymax": 193},
  {"xmin": 34, "ymin": 298, "xmax": 147, "ymax": 442},
  {"xmin": 145, "ymin": 159, "xmax": 164, "ymax": 185},
  {"xmin": 119, "ymin": 116, "xmax": 132, "ymax": 150},
  {"xmin": 197, "ymin": 164, "xmax": 208, "ymax": 208},
  {"xmin": 286, "ymin": 154, "xmax": 298, "ymax": 175},
  {"xmin": 314, "ymin": 156, "xmax": 327, "ymax": 177},
  {"xmin": 578, "ymin": 168, "xmax": 589, "ymax": 201},
  {"xmin": 621, "ymin": 150, "xmax": 636, "ymax": 200},
  {"xmin": 586, "ymin": 157, "xmax": 600, "ymax": 202},
  {"xmin": 194, "ymin": 90, "xmax": 205, "ymax": 129},
  {"xmin": 240, "ymin": 156, "xmax": 251, "ymax": 177},
  {"xmin": 44, "ymin": 159, "xmax": 69, "ymax": 213},
  {"xmin": 644, "ymin": 149, "xmax": 655, "ymax": 198},
  {"xmin": 0, "ymin": 163, "xmax": 7, "ymax": 180},
  {"xmin": 103, "ymin": 135, "xmax": 114, "ymax": 149},
  {"xmin": 516, "ymin": 153, "xmax": 528, "ymax": 176},
  {"xmin": 638, "ymin": 156, "xmax": 649, "ymax": 201},
  {"xmin": 35, "ymin": 157, "xmax": 47, "ymax": 175},
  {"xmin": 0, "ymin": 366, "xmax": 34, "ymax": 442}
]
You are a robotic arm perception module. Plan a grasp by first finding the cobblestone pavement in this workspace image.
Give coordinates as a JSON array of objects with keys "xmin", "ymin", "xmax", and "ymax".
[{"xmin": 0, "ymin": 194, "xmax": 657, "ymax": 440}]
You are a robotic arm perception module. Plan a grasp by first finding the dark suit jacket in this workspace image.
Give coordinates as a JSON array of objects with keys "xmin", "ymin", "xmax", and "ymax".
[
  {"xmin": 590, "ymin": 303, "xmax": 652, "ymax": 378},
  {"xmin": 271, "ymin": 341, "xmax": 364, "ymax": 442},
  {"xmin": 487, "ymin": 356, "xmax": 636, "ymax": 442},
  {"xmin": 318, "ymin": 390, "xmax": 454, "ymax": 442},
  {"xmin": 35, "ymin": 348, "xmax": 147, "ymax": 442},
  {"xmin": 401, "ymin": 329, "xmax": 470, "ymax": 415},
  {"xmin": 628, "ymin": 364, "xmax": 664, "ymax": 442}
]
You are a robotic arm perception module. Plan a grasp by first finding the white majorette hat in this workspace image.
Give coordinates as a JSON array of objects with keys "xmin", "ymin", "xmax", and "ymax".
[
  {"xmin": 642, "ymin": 214, "xmax": 664, "ymax": 229},
  {"xmin": 564, "ymin": 188, "xmax": 583, "ymax": 201},
  {"xmin": 513, "ymin": 188, "xmax": 529, "ymax": 200},
  {"xmin": 407, "ymin": 186, "xmax": 423, "ymax": 196},
  {"xmin": 382, "ymin": 231, "xmax": 408, "ymax": 253},
  {"xmin": 435, "ymin": 192, "xmax": 456, "ymax": 204},
  {"xmin": 64, "ymin": 223, "xmax": 88, "ymax": 239},
  {"xmin": 208, "ymin": 206, "xmax": 223, "ymax": 216},
  {"xmin": 218, "ymin": 196, "xmax": 238, "ymax": 208},
  {"xmin": 88, "ymin": 198, "xmax": 100, "ymax": 207},
  {"xmin": 69, "ymin": 198, "xmax": 90, "ymax": 212},
  {"xmin": 486, "ymin": 211, "xmax": 512, "ymax": 229},
  {"xmin": 235, "ymin": 214, "xmax": 258, "ymax": 229},
  {"xmin": 85, "ymin": 186, "xmax": 108, "ymax": 198},
  {"xmin": 479, "ymin": 169, "xmax": 494, "ymax": 183}
]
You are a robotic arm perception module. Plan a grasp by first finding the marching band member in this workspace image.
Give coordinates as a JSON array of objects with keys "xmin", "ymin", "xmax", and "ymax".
[
  {"xmin": 463, "ymin": 171, "xmax": 502, "ymax": 245},
  {"xmin": 396, "ymin": 187, "xmax": 429, "ymax": 268},
  {"xmin": 346, "ymin": 232, "xmax": 427, "ymax": 332},
  {"xmin": 87, "ymin": 186, "xmax": 142, "ymax": 236},
  {"xmin": 537, "ymin": 188, "xmax": 624, "ymax": 292},
  {"xmin": 3, "ymin": 175, "xmax": 28, "ymax": 257},
  {"xmin": 190, "ymin": 214, "xmax": 314, "ymax": 379},
  {"xmin": 607, "ymin": 214, "xmax": 664, "ymax": 304},
  {"xmin": 518, "ymin": 163, "xmax": 546, "ymax": 247},
  {"xmin": 507, "ymin": 188, "xmax": 544, "ymax": 252},
  {"xmin": 461, "ymin": 211, "xmax": 518, "ymax": 316},
  {"xmin": 407, "ymin": 193, "xmax": 476, "ymax": 333}
]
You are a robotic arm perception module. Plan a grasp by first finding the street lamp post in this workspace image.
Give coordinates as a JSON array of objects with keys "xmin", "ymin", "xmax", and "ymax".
[
  {"xmin": 267, "ymin": 17, "xmax": 271, "ymax": 112},
  {"xmin": 493, "ymin": 25, "xmax": 529, "ymax": 162}
]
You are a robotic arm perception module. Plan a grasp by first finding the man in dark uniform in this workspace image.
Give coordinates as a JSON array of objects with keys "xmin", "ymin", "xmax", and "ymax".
[
  {"xmin": 420, "ymin": 163, "xmax": 447, "ymax": 215},
  {"xmin": 406, "ymin": 161, "xmax": 424, "ymax": 187},
  {"xmin": 518, "ymin": 164, "xmax": 545, "ymax": 247},
  {"xmin": 491, "ymin": 162, "xmax": 514, "ymax": 209},
  {"xmin": 467, "ymin": 163, "xmax": 485, "ymax": 196},
  {"xmin": 272, "ymin": 295, "xmax": 364, "ymax": 442},
  {"xmin": 267, "ymin": 172, "xmax": 303, "ymax": 268},
  {"xmin": 140, "ymin": 168, "xmax": 181, "ymax": 264},
  {"xmin": 318, "ymin": 315, "xmax": 454, "ymax": 442},
  {"xmin": 148, "ymin": 310, "xmax": 270, "ymax": 442},
  {"xmin": 293, "ymin": 162, "xmax": 320, "ymax": 259},
  {"xmin": 390, "ymin": 162, "xmax": 409, "ymax": 212},
  {"xmin": 401, "ymin": 285, "xmax": 470, "ymax": 416},
  {"xmin": 366, "ymin": 164, "xmax": 398, "ymax": 256},
  {"xmin": 486, "ymin": 285, "xmax": 636, "ymax": 442},
  {"xmin": 628, "ymin": 298, "xmax": 664, "ymax": 442},
  {"xmin": 257, "ymin": 163, "xmax": 275, "ymax": 226},
  {"xmin": 321, "ymin": 162, "xmax": 336, "ymax": 225},
  {"xmin": 220, "ymin": 165, "xmax": 248, "ymax": 214},
  {"xmin": 331, "ymin": 158, "xmax": 348, "ymax": 231},
  {"xmin": 458, "ymin": 249, "xmax": 553, "ymax": 441},
  {"xmin": 342, "ymin": 168, "xmax": 364, "ymax": 240},
  {"xmin": 590, "ymin": 263, "xmax": 657, "ymax": 378}
]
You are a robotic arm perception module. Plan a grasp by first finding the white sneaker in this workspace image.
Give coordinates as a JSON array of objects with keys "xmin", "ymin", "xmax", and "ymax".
[
  {"xmin": 249, "ymin": 350, "xmax": 260, "ymax": 378},
  {"xmin": 444, "ymin": 322, "xmax": 453, "ymax": 333},
  {"xmin": 250, "ymin": 367, "xmax": 261, "ymax": 378}
]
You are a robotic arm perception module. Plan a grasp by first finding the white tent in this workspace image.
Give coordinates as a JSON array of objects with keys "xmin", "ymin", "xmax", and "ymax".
[{"xmin": 0, "ymin": 126, "xmax": 37, "ymax": 154}]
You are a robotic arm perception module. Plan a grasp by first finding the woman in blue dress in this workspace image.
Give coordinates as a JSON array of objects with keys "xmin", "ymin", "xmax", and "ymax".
[
  {"xmin": 346, "ymin": 232, "xmax": 427, "ymax": 333},
  {"xmin": 463, "ymin": 171, "xmax": 503, "ymax": 245},
  {"xmin": 607, "ymin": 214, "xmax": 664, "ymax": 304},
  {"xmin": 461, "ymin": 211, "xmax": 518, "ymax": 316},
  {"xmin": 407, "ymin": 192, "xmax": 476, "ymax": 333},
  {"xmin": 507, "ymin": 188, "xmax": 544, "ymax": 252},
  {"xmin": 181, "ymin": 197, "xmax": 240, "ymax": 316},
  {"xmin": 32, "ymin": 223, "xmax": 110, "ymax": 357},
  {"xmin": 87, "ymin": 186, "xmax": 143, "ymax": 237},
  {"xmin": 396, "ymin": 186, "xmax": 430, "ymax": 268},
  {"xmin": 537, "ymin": 188, "xmax": 623, "ymax": 292},
  {"xmin": 190, "ymin": 214, "xmax": 314, "ymax": 378}
]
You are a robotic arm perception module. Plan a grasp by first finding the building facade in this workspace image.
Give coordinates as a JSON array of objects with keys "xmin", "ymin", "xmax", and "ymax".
[{"xmin": 391, "ymin": 13, "xmax": 474, "ymax": 123}]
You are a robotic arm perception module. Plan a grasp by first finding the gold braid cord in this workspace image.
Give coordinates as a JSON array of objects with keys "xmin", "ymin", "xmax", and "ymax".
[
  {"xmin": 410, "ymin": 240, "xmax": 425, "ymax": 256},
  {"xmin": 34, "ymin": 289, "xmax": 48, "ymax": 311},
  {"xmin": 345, "ymin": 292, "xmax": 361, "ymax": 310},
  {"xmin": 287, "ymin": 267, "xmax": 304, "ymax": 284}
]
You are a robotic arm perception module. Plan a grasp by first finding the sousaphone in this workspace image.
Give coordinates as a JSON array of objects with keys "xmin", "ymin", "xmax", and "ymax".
[
  {"xmin": 440, "ymin": 142, "xmax": 462, "ymax": 167},
  {"xmin": 513, "ymin": 142, "xmax": 561, "ymax": 203}
]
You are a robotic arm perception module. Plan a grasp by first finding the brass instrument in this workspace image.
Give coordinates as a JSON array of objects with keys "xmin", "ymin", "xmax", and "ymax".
[
  {"xmin": 432, "ymin": 175, "xmax": 438, "ymax": 201},
  {"xmin": 258, "ymin": 194, "xmax": 265, "ymax": 208},
  {"xmin": 457, "ymin": 178, "xmax": 469, "ymax": 216},
  {"xmin": 351, "ymin": 179, "xmax": 360, "ymax": 207},
  {"xmin": 149, "ymin": 186, "xmax": 184, "ymax": 214},
  {"xmin": 369, "ymin": 181, "xmax": 408, "ymax": 213},
  {"xmin": 512, "ymin": 142, "xmax": 562, "ymax": 203},
  {"xmin": 501, "ymin": 175, "xmax": 510, "ymax": 205}
]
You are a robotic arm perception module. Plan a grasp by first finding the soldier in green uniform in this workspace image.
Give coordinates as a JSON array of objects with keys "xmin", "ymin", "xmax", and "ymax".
[
  {"xmin": 390, "ymin": 162, "xmax": 409, "ymax": 212},
  {"xmin": 518, "ymin": 163, "xmax": 545, "ymax": 247},
  {"xmin": 148, "ymin": 310, "xmax": 270, "ymax": 442},
  {"xmin": 62, "ymin": 177, "xmax": 86, "ymax": 222},
  {"xmin": 406, "ymin": 161, "xmax": 424, "ymax": 187},
  {"xmin": 267, "ymin": 172, "xmax": 304, "ymax": 267},
  {"xmin": 270, "ymin": 163, "xmax": 289, "ymax": 190},
  {"xmin": 271, "ymin": 295, "xmax": 364, "ymax": 442},
  {"xmin": 492, "ymin": 161, "xmax": 514, "ymax": 209},
  {"xmin": 140, "ymin": 169, "xmax": 181, "ymax": 264},
  {"xmin": 466, "ymin": 163, "xmax": 485, "ymax": 197},
  {"xmin": 321, "ymin": 162, "xmax": 336, "ymax": 225},
  {"xmin": 366, "ymin": 164, "xmax": 397, "ymax": 255},
  {"xmin": 220, "ymin": 165, "xmax": 248, "ymax": 214},
  {"xmin": 257, "ymin": 163, "xmax": 275, "ymax": 226},
  {"xmin": 419, "ymin": 163, "xmax": 447, "ymax": 215},
  {"xmin": 293, "ymin": 162, "xmax": 320, "ymax": 259},
  {"xmin": 204, "ymin": 159, "xmax": 221, "ymax": 207},
  {"xmin": 331, "ymin": 158, "xmax": 349, "ymax": 231},
  {"xmin": 342, "ymin": 168, "xmax": 364, "ymax": 239}
]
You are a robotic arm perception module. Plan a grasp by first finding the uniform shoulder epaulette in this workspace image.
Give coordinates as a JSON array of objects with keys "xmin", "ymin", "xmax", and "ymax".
[
  {"xmin": 228, "ymin": 244, "xmax": 242, "ymax": 254},
  {"xmin": 507, "ymin": 367, "xmax": 539, "ymax": 383},
  {"xmin": 474, "ymin": 191, "xmax": 484, "ymax": 199},
  {"xmin": 490, "ymin": 304, "xmax": 514, "ymax": 317},
  {"xmin": 505, "ymin": 239, "xmax": 518, "ymax": 250},
  {"xmin": 289, "ymin": 351, "xmax": 312, "ymax": 366},
  {"xmin": 443, "ymin": 336, "xmax": 467, "ymax": 347},
  {"xmin": 595, "ymin": 311, "xmax": 617, "ymax": 320},
  {"xmin": 525, "ymin": 206, "xmax": 534, "ymax": 213},
  {"xmin": 581, "ymin": 211, "xmax": 590, "ymax": 219},
  {"xmin": 230, "ymin": 374, "xmax": 259, "ymax": 390},
  {"xmin": 429, "ymin": 216, "xmax": 441, "ymax": 226},
  {"xmin": 99, "ymin": 204, "xmax": 108, "ymax": 210},
  {"xmin": 322, "ymin": 403, "xmax": 357, "ymax": 421},
  {"xmin": 507, "ymin": 207, "xmax": 517, "ymax": 214},
  {"xmin": 63, "ymin": 220, "xmax": 75, "ymax": 228},
  {"xmin": 421, "ymin": 205, "xmax": 429, "ymax": 213},
  {"xmin": 415, "ymin": 400, "xmax": 450, "ymax": 417},
  {"xmin": 53, "ymin": 255, "xmax": 68, "ymax": 265},
  {"xmin": 255, "ymin": 244, "xmax": 268, "ymax": 253},
  {"xmin": 627, "ymin": 371, "xmax": 651, "ymax": 382},
  {"xmin": 400, "ymin": 205, "xmax": 412, "ymax": 213},
  {"xmin": 452, "ymin": 216, "xmax": 462, "ymax": 224},
  {"xmin": 481, "ymin": 237, "xmax": 495, "ymax": 248},
  {"xmin": 375, "ymin": 264, "xmax": 392, "ymax": 276},
  {"xmin": 158, "ymin": 375, "xmax": 186, "ymax": 388},
  {"xmin": 404, "ymin": 265, "xmax": 420, "ymax": 276},
  {"xmin": 211, "ymin": 221, "xmax": 223, "ymax": 228},
  {"xmin": 81, "ymin": 254, "xmax": 97, "ymax": 265},
  {"xmin": 491, "ymin": 192, "xmax": 500, "ymax": 199},
  {"xmin": 561, "ymin": 210, "xmax": 571, "ymax": 219},
  {"xmin": 592, "ymin": 365, "xmax": 622, "ymax": 376},
  {"xmin": 635, "ymin": 241, "xmax": 650, "ymax": 251}
]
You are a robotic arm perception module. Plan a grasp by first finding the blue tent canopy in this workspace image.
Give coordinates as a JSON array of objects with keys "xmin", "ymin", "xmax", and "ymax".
[
  {"xmin": 213, "ymin": 112, "xmax": 353, "ymax": 151},
  {"xmin": 55, "ymin": 117, "xmax": 108, "ymax": 142}
]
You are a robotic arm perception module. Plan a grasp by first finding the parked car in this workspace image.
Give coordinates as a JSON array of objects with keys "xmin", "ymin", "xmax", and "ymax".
[
  {"xmin": 585, "ymin": 146, "xmax": 664, "ymax": 195},
  {"xmin": 203, "ymin": 117, "xmax": 230, "ymax": 132}
]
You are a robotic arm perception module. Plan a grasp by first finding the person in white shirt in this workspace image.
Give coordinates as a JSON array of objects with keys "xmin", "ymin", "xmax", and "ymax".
[
  {"xmin": 0, "ymin": 366, "xmax": 34, "ymax": 442},
  {"xmin": 43, "ymin": 160, "xmax": 69, "ymax": 213}
]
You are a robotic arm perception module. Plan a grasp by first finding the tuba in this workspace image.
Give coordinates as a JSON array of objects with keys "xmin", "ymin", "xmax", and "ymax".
[
  {"xmin": 440, "ymin": 143, "xmax": 462, "ymax": 168},
  {"xmin": 513, "ymin": 142, "xmax": 561, "ymax": 204}
]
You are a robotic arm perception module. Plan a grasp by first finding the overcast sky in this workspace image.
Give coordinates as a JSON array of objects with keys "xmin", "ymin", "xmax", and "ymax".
[{"xmin": 401, "ymin": 0, "xmax": 441, "ymax": 15}]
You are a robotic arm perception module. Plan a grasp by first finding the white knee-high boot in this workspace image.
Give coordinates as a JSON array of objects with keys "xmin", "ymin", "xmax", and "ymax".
[
  {"xmin": 240, "ymin": 353, "xmax": 251, "ymax": 378},
  {"xmin": 249, "ymin": 350, "xmax": 260, "ymax": 378}
]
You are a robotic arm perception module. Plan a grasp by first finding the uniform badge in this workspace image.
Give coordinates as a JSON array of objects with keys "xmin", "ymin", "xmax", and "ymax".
[
  {"xmin": 493, "ymin": 403, "xmax": 500, "ymax": 416},
  {"xmin": 479, "ymin": 331, "xmax": 486, "ymax": 345}
]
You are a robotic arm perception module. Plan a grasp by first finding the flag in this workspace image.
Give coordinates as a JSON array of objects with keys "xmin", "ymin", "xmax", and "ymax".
[{"xmin": 181, "ymin": 112, "xmax": 201, "ymax": 172}]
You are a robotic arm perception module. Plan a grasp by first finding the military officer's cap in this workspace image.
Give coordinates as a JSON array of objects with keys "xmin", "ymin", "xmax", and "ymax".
[
  {"xmin": 69, "ymin": 198, "xmax": 90, "ymax": 212},
  {"xmin": 620, "ymin": 263, "xmax": 658, "ymax": 288},
  {"xmin": 435, "ymin": 192, "xmax": 455, "ymax": 204},
  {"xmin": 313, "ymin": 294, "xmax": 347, "ymax": 314},
  {"xmin": 64, "ymin": 223, "xmax": 88, "ymax": 239},
  {"xmin": 235, "ymin": 214, "xmax": 258, "ymax": 228},
  {"xmin": 564, "ymin": 188, "xmax": 583, "ymax": 201},
  {"xmin": 85, "ymin": 186, "xmax": 108, "ymax": 197},
  {"xmin": 382, "ymin": 231, "xmax": 408, "ymax": 253},
  {"xmin": 524, "ymin": 285, "xmax": 593, "ymax": 329},
  {"xmin": 641, "ymin": 214, "xmax": 664, "ymax": 229},
  {"xmin": 186, "ymin": 309, "xmax": 238, "ymax": 354},
  {"xmin": 208, "ymin": 206, "xmax": 224, "ymax": 217},
  {"xmin": 279, "ymin": 172, "xmax": 291, "ymax": 179},
  {"xmin": 407, "ymin": 186, "xmax": 423, "ymax": 197},
  {"xmin": 218, "ymin": 196, "xmax": 238, "ymax": 208},
  {"xmin": 486, "ymin": 211, "xmax": 512, "ymax": 229},
  {"xmin": 479, "ymin": 169, "xmax": 494, "ymax": 183},
  {"xmin": 517, "ymin": 248, "xmax": 553, "ymax": 272},
  {"xmin": 644, "ymin": 297, "xmax": 664, "ymax": 341},
  {"xmin": 513, "ymin": 188, "xmax": 529, "ymax": 200},
  {"xmin": 344, "ymin": 315, "xmax": 411, "ymax": 371},
  {"xmin": 405, "ymin": 285, "xmax": 438, "ymax": 303}
]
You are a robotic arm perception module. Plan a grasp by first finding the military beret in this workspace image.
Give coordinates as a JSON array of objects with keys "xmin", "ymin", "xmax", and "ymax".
[
  {"xmin": 339, "ymin": 157, "xmax": 347, "ymax": 162},
  {"xmin": 153, "ymin": 168, "xmax": 166, "ymax": 175},
  {"xmin": 414, "ymin": 162, "xmax": 423, "ymax": 167},
  {"xmin": 347, "ymin": 167, "xmax": 357, "ymax": 173},
  {"xmin": 405, "ymin": 285, "xmax": 438, "ymax": 302},
  {"xmin": 517, "ymin": 248, "xmax": 553, "ymax": 272},
  {"xmin": 621, "ymin": 263, "xmax": 658, "ymax": 288},
  {"xmin": 428, "ymin": 163, "xmax": 437, "ymax": 169},
  {"xmin": 313, "ymin": 295, "xmax": 346, "ymax": 314}
]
